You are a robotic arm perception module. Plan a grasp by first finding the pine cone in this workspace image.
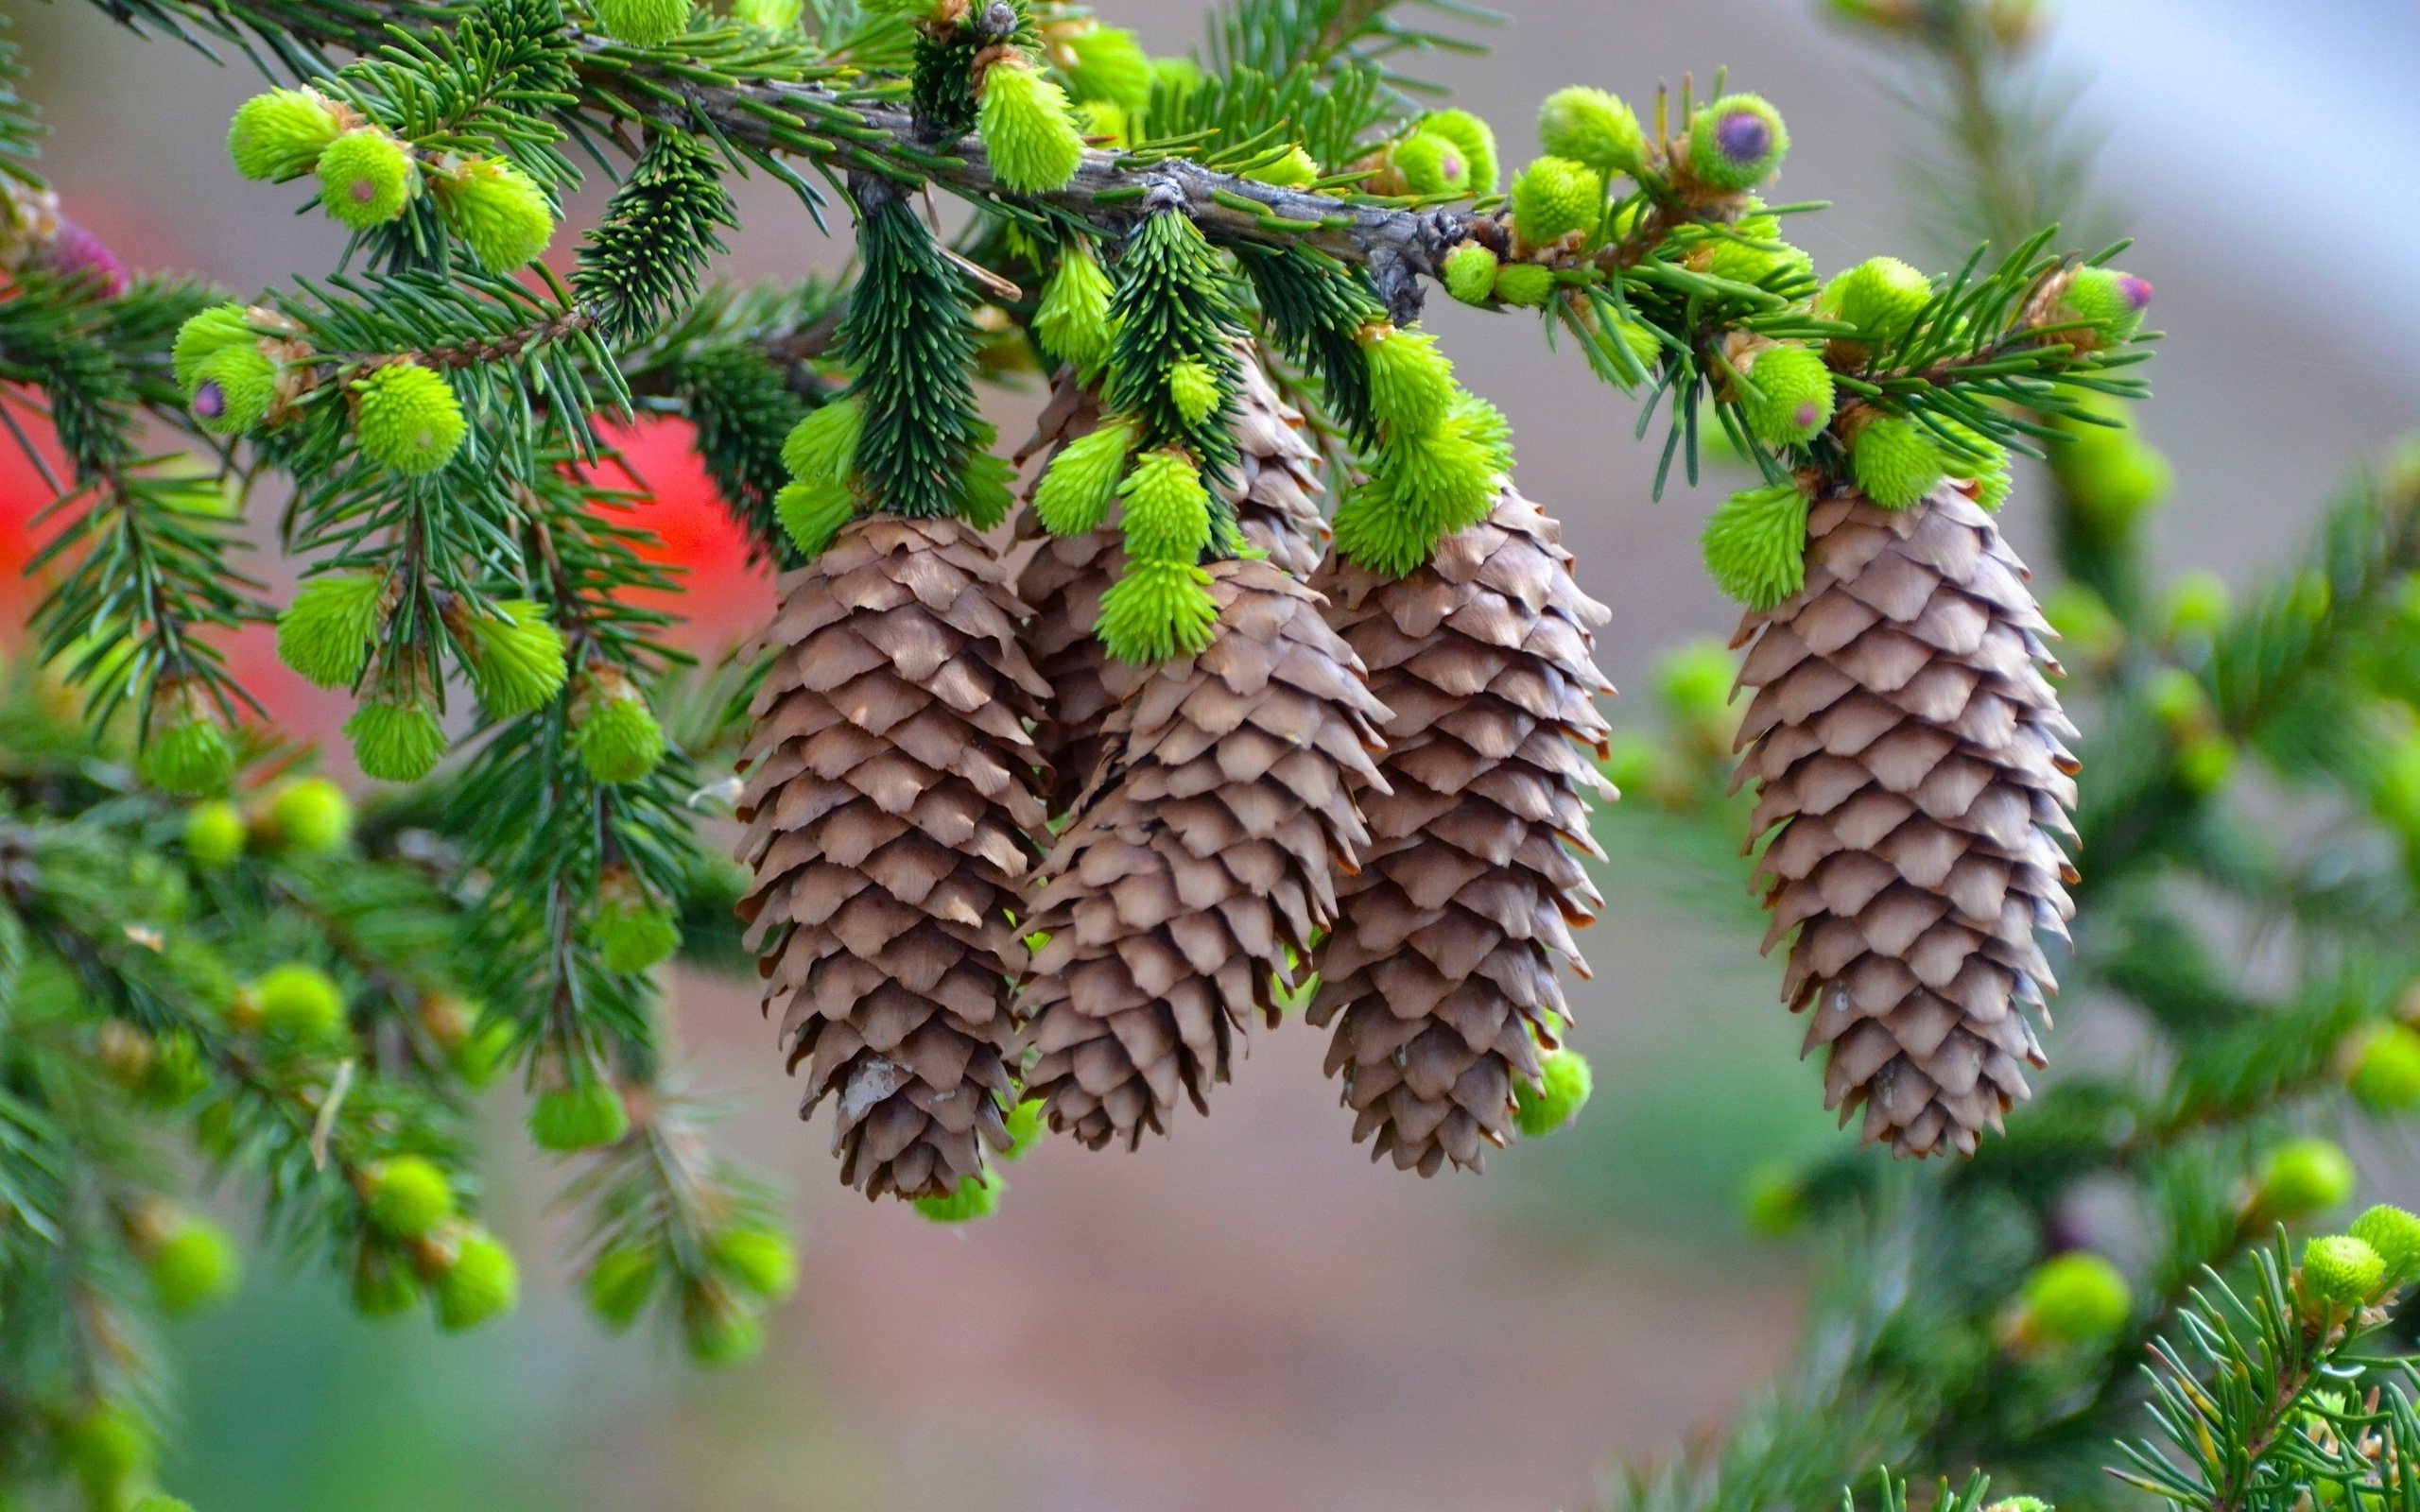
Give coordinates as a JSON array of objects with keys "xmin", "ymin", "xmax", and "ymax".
[
  {"xmin": 1308, "ymin": 484, "xmax": 1616, "ymax": 1175},
  {"xmin": 1732, "ymin": 483, "xmax": 2078, "ymax": 1158},
  {"xmin": 1219, "ymin": 342, "xmax": 1331, "ymax": 578},
  {"xmin": 1015, "ymin": 558, "xmax": 1390, "ymax": 1148},
  {"xmin": 736, "ymin": 516, "xmax": 1050, "ymax": 1198}
]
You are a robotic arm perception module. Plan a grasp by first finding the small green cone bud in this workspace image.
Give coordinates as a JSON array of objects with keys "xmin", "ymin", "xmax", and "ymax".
[
  {"xmin": 584, "ymin": 1245, "xmax": 658, "ymax": 1330},
  {"xmin": 1165, "ymin": 359, "xmax": 1221, "ymax": 427},
  {"xmin": 353, "ymin": 361, "xmax": 467, "ymax": 476},
  {"xmin": 1739, "ymin": 1162, "xmax": 1805, "ymax": 1236},
  {"xmin": 1737, "ymin": 344, "xmax": 1835, "ymax": 446},
  {"xmin": 1957, "ymin": 431, "xmax": 2014, "ymax": 512},
  {"xmin": 1513, "ymin": 1046, "xmax": 1592, "ymax": 1136},
  {"xmin": 1512, "ymin": 155, "xmax": 1602, "ymax": 246},
  {"xmin": 1390, "ymin": 130, "xmax": 1470, "ymax": 196},
  {"xmin": 1850, "ymin": 416, "xmax": 1945, "ymax": 508},
  {"xmin": 2256, "ymin": 1137, "xmax": 2358, "ymax": 1219},
  {"xmin": 1657, "ymin": 639, "xmax": 1737, "ymax": 729},
  {"xmin": 453, "ymin": 1016, "xmax": 513, "ymax": 1088},
  {"xmin": 780, "ymin": 396, "xmax": 863, "ymax": 484},
  {"xmin": 316, "ymin": 129, "xmax": 415, "ymax": 230},
  {"xmin": 268, "ymin": 776, "xmax": 353, "ymax": 852},
  {"xmin": 593, "ymin": 0, "xmax": 691, "ymax": 44},
  {"xmin": 1117, "ymin": 448, "xmax": 1214, "ymax": 563},
  {"xmin": 146, "ymin": 715, "xmax": 233, "ymax": 796},
  {"xmin": 1688, "ymin": 93, "xmax": 1789, "ymax": 191},
  {"xmin": 711, "ymin": 1225, "xmax": 798, "ymax": 1299},
  {"xmin": 913, "ymin": 1169, "xmax": 1004, "ymax": 1223},
  {"xmin": 2056, "ymin": 266, "xmax": 2152, "ymax": 350},
  {"xmin": 1703, "ymin": 480, "xmax": 1811, "ymax": 610},
  {"xmin": 1032, "ymin": 246, "xmax": 1116, "ymax": 377},
  {"xmin": 433, "ymin": 1228, "xmax": 519, "ymax": 1331},
  {"xmin": 1419, "ymin": 109, "xmax": 1499, "ymax": 197},
  {"xmin": 353, "ymin": 1245, "xmax": 423, "ymax": 1316},
  {"xmin": 345, "ymin": 700, "xmax": 447, "ymax": 782},
  {"xmin": 1003, "ymin": 1096, "xmax": 1046, "ymax": 1159},
  {"xmin": 1492, "ymin": 262, "xmax": 1555, "ymax": 308},
  {"xmin": 278, "ymin": 572, "xmax": 385, "ymax": 689},
  {"xmin": 979, "ymin": 58, "xmax": 1085, "ymax": 194},
  {"xmin": 364, "ymin": 1154, "xmax": 455, "ymax": 1238},
  {"xmin": 1825, "ymin": 256, "xmax": 1931, "ymax": 344},
  {"xmin": 2351, "ymin": 1022, "xmax": 2420, "ymax": 1110},
  {"xmin": 2351, "ymin": 1205, "xmax": 2420, "ymax": 1280},
  {"xmin": 774, "ymin": 477, "xmax": 856, "ymax": 558},
  {"xmin": 590, "ymin": 896, "xmax": 681, "ymax": 972},
  {"xmin": 1358, "ymin": 323, "xmax": 1458, "ymax": 436},
  {"xmin": 1701, "ymin": 223, "xmax": 1814, "ymax": 289},
  {"xmin": 1244, "ymin": 145, "xmax": 1318, "ymax": 187},
  {"xmin": 529, "ymin": 1079, "xmax": 630, "ymax": 1150},
  {"xmin": 2303, "ymin": 1235, "xmax": 2386, "ymax": 1307},
  {"xmin": 1065, "ymin": 26, "xmax": 1152, "ymax": 109},
  {"xmin": 2162, "ymin": 570, "xmax": 2231, "ymax": 643},
  {"xmin": 1538, "ymin": 86, "xmax": 1645, "ymax": 178},
  {"xmin": 251, "ymin": 961, "xmax": 345, "ymax": 1041},
  {"xmin": 183, "ymin": 799, "xmax": 247, "ymax": 868},
  {"xmin": 683, "ymin": 1290, "xmax": 769, "ymax": 1366},
  {"xmin": 730, "ymin": 0, "xmax": 799, "ymax": 30},
  {"xmin": 435, "ymin": 157, "xmax": 556, "ymax": 272},
  {"xmin": 1033, "ymin": 415, "xmax": 1138, "ymax": 536},
  {"xmin": 228, "ymin": 87, "xmax": 341, "ymax": 181},
  {"xmin": 190, "ymin": 341, "xmax": 277, "ymax": 435},
  {"xmin": 2017, "ymin": 1251, "xmax": 2131, "ymax": 1341},
  {"xmin": 1443, "ymin": 242, "xmax": 1499, "ymax": 305},
  {"xmin": 2174, "ymin": 733, "xmax": 2235, "ymax": 795},
  {"xmin": 61, "ymin": 1403, "xmax": 150, "ymax": 1505},
  {"xmin": 150, "ymin": 1214, "xmax": 242, "ymax": 1315},
  {"xmin": 575, "ymin": 683, "xmax": 666, "ymax": 784},
  {"xmin": 174, "ymin": 303, "xmax": 255, "ymax": 391},
  {"xmin": 1096, "ymin": 558, "xmax": 1219, "ymax": 663},
  {"xmin": 465, "ymin": 599, "xmax": 568, "ymax": 716}
]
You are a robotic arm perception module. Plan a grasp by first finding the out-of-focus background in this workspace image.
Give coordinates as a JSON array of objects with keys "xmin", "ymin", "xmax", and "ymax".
[{"xmin": 8, "ymin": 1, "xmax": 2417, "ymax": 1508}]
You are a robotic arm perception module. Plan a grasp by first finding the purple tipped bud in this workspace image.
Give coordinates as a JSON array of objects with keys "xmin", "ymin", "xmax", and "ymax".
[
  {"xmin": 193, "ymin": 380, "xmax": 227, "ymax": 420},
  {"xmin": 39, "ymin": 218, "xmax": 129, "ymax": 297},
  {"xmin": 350, "ymin": 178, "xmax": 376, "ymax": 203},
  {"xmin": 1716, "ymin": 110, "xmax": 1772, "ymax": 164},
  {"xmin": 2118, "ymin": 274, "xmax": 2153, "ymax": 311},
  {"xmin": 1792, "ymin": 400, "xmax": 1822, "ymax": 429}
]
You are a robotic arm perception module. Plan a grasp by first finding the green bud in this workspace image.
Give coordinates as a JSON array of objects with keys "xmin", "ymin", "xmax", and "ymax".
[
  {"xmin": 228, "ymin": 87, "xmax": 340, "ymax": 181},
  {"xmin": 1418, "ymin": 109, "xmax": 1499, "ymax": 197},
  {"xmin": 1333, "ymin": 393, "xmax": 1513, "ymax": 573},
  {"xmin": 1739, "ymin": 1162, "xmax": 1805, "ymax": 1236},
  {"xmin": 1702, "ymin": 480, "xmax": 1811, "ymax": 610},
  {"xmin": 432, "ymin": 1228, "xmax": 519, "ymax": 1331},
  {"xmin": 575, "ymin": 684, "xmax": 666, "ymax": 785},
  {"xmin": 1688, "ymin": 93, "xmax": 1789, "ymax": 191},
  {"xmin": 1850, "ymin": 416, "xmax": 1945, "ymax": 508},
  {"xmin": 364, "ymin": 1154, "xmax": 455, "ymax": 1238},
  {"xmin": 2350, "ymin": 1023, "xmax": 2420, "ymax": 1112},
  {"xmin": 1658, "ymin": 639, "xmax": 1739, "ymax": 727},
  {"xmin": 529, "ymin": 1079, "xmax": 630, "ymax": 1151},
  {"xmin": 345, "ymin": 700, "xmax": 447, "ymax": 782},
  {"xmin": 251, "ymin": 961, "xmax": 345, "ymax": 1040},
  {"xmin": 182, "ymin": 799, "xmax": 248, "ymax": 868},
  {"xmin": 780, "ymin": 396, "xmax": 863, "ymax": 484},
  {"xmin": 61, "ymin": 1403, "xmax": 151, "ymax": 1504},
  {"xmin": 2051, "ymin": 395, "xmax": 2170, "ymax": 529},
  {"xmin": 961, "ymin": 447, "xmax": 1020, "ymax": 533},
  {"xmin": 1096, "ymin": 558, "xmax": 1219, "ymax": 664},
  {"xmin": 150, "ymin": 1214, "xmax": 242, "ymax": 1315},
  {"xmin": 146, "ymin": 715, "xmax": 233, "ymax": 796},
  {"xmin": 590, "ymin": 897, "xmax": 681, "ymax": 973},
  {"xmin": 1492, "ymin": 261, "xmax": 1555, "ymax": 308},
  {"xmin": 1243, "ymin": 145, "xmax": 1318, "ymax": 187},
  {"xmin": 464, "ymin": 598, "xmax": 568, "ymax": 716},
  {"xmin": 1358, "ymin": 323, "xmax": 1459, "ymax": 436},
  {"xmin": 775, "ymin": 477, "xmax": 856, "ymax": 559},
  {"xmin": 2162, "ymin": 570, "xmax": 2231, "ymax": 642},
  {"xmin": 1118, "ymin": 447, "xmax": 1213, "ymax": 564},
  {"xmin": 190, "ymin": 341, "xmax": 277, "ymax": 435},
  {"xmin": 979, "ymin": 58, "xmax": 1085, "ymax": 194},
  {"xmin": 1033, "ymin": 246, "xmax": 1116, "ymax": 377},
  {"xmin": 434, "ymin": 157, "xmax": 555, "ymax": 272},
  {"xmin": 1599, "ymin": 731, "xmax": 1661, "ymax": 799},
  {"xmin": 2174, "ymin": 733, "xmax": 2236, "ymax": 795},
  {"xmin": 1165, "ymin": 359, "xmax": 1221, "ymax": 427},
  {"xmin": 1390, "ymin": 130, "xmax": 1470, "ymax": 196},
  {"xmin": 1737, "ymin": 344, "xmax": 1835, "ymax": 446},
  {"xmin": 174, "ymin": 303, "xmax": 255, "ymax": 391},
  {"xmin": 1442, "ymin": 242, "xmax": 1499, "ymax": 306},
  {"xmin": 2018, "ymin": 1251, "xmax": 2131, "ymax": 1341},
  {"xmin": 352, "ymin": 1244, "xmax": 424, "ymax": 1316},
  {"xmin": 2039, "ymin": 582, "xmax": 2123, "ymax": 666},
  {"xmin": 1065, "ymin": 26, "xmax": 1152, "ymax": 109},
  {"xmin": 453, "ymin": 1015, "xmax": 514, "ymax": 1088},
  {"xmin": 353, "ymin": 361, "xmax": 467, "ymax": 476},
  {"xmin": 278, "ymin": 572, "xmax": 386, "ymax": 689},
  {"xmin": 584, "ymin": 1245, "xmax": 659, "ymax": 1330},
  {"xmin": 592, "ymin": 0, "xmax": 692, "ymax": 44},
  {"xmin": 683, "ymin": 1290, "xmax": 769, "ymax": 1366},
  {"xmin": 2056, "ymin": 266, "xmax": 2152, "ymax": 350},
  {"xmin": 1512, "ymin": 155, "xmax": 1602, "ymax": 246},
  {"xmin": 913, "ymin": 1169, "xmax": 1004, "ymax": 1223},
  {"xmin": 268, "ymin": 777, "xmax": 353, "ymax": 852},
  {"xmin": 2145, "ymin": 667, "xmax": 2205, "ymax": 731},
  {"xmin": 2304, "ymin": 1235, "xmax": 2386, "ymax": 1307},
  {"xmin": 316, "ymin": 129, "xmax": 415, "ymax": 230},
  {"xmin": 1033, "ymin": 417, "xmax": 1138, "ymax": 536},
  {"xmin": 1512, "ymin": 1046, "xmax": 1592, "ymax": 1136},
  {"xmin": 2257, "ymin": 1137, "xmax": 2358, "ymax": 1218},
  {"xmin": 1824, "ymin": 256, "xmax": 1931, "ymax": 343},
  {"xmin": 730, "ymin": 0, "xmax": 800, "ymax": 30},
  {"xmin": 2351, "ymin": 1205, "xmax": 2420, "ymax": 1280},
  {"xmin": 711, "ymin": 1225, "xmax": 798, "ymax": 1299},
  {"xmin": 1538, "ymin": 86, "xmax": 1645, "ymax": 177},
  {"xmin": 1003, "ymin": 1096, "xmax": 1046, "ymax": 1159}
]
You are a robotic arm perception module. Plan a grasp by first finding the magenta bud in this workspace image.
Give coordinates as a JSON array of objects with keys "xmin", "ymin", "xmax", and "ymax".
[
  {"xmin": 193, "ymin": 380, "xmax": 226, "ymax": 420},
  {"xmin": 39, "ymin": 217, "xmax": 128, "ymax": 297},
  {"xmin": 1717, "ymin": 111, "xmax": 1772, "ymax": 164},
  {"xmin": 350, "ymin": 179, "xmax": 375, "ymax": 203},
  {"xmin": 1792, "ymin": 401, "xmax": 1822, "ymax": 429},
  {"xmin": 2118, "ymin": 274, "xmax": 2153, "ymax": 311}
]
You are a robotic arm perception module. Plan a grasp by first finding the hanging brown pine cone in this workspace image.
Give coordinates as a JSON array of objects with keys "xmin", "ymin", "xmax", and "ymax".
[
  {"xmin": 1731, "ymin": 482, "xmax": 2078, "ymax": 1158},
  {"xmin": 735, "ymin": 515, "xmax": 1050, "ymax": 1198},
  {"xmin": 1015, "ymin": 557, "xmax": 1391, "ymax": 1148},
  {"xmin": 1218, "ymin": 341, "xmax": 1331, "ymax": 578},
  {"xmin": 1308, "ymin": 483, "xmax": 1616, "ymax": 1175}
]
